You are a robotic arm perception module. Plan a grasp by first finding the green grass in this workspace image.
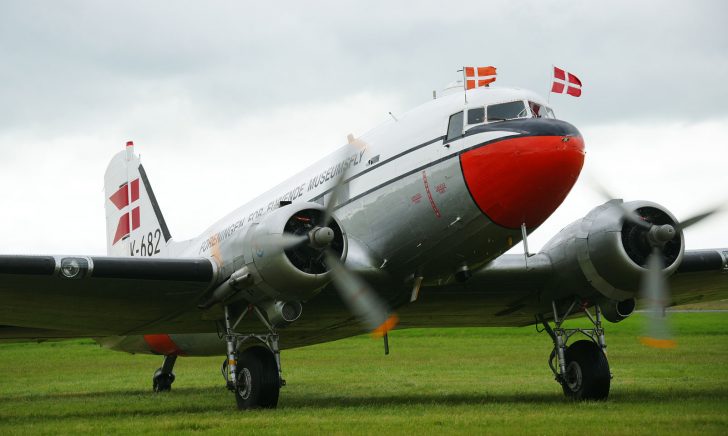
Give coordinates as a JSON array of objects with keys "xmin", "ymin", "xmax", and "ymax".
[{"xmin": 1, "ymin": 313, "xmax": 728, "ymax": 435}]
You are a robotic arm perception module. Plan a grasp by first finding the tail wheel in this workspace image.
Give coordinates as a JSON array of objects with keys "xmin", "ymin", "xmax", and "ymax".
[
  {"xmin": 561, "ymin": 340, "xmax": 610, "ymax": 400},
  {"xmin": 152, "ymin": 368, "xmax": 175, "ymax": 392},
  {"xmin": 235, "ymin": 347, "xmax": 280, "ymax": 410}
]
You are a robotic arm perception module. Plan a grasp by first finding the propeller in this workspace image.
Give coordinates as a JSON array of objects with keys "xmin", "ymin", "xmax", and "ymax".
[
  {"xmin": 325, "ymin": 251, "xmax": 399, "ymax": 337},
  {"xmin": 271, "ymin": 135, "xmax": 399, "ymax": 337},
  {"xmin": 589, "ymin": 177, "xmax": 724, "ymax": 348}
]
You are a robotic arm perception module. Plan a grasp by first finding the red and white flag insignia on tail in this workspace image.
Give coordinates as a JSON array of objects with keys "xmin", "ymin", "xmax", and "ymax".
[
  {"xmin": 551, "ymin": 66, "xmax": 582, "ymax": 97},
  {"xmin": 109, "ymin": 179, "xmax": 141, "ymax": 244},
  {"xmin": 464, "ymin": 66, "xmax": 496, "ymax": 89}
]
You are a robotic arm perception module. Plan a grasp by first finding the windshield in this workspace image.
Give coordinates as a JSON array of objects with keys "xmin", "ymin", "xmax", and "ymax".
[
  {"xmin": 529, "ymin": 101, "xmax": 555, "ymax": 119},
  {"xmin": 487, "ymin": 101, "xmax": 527, "ymax": 122}
]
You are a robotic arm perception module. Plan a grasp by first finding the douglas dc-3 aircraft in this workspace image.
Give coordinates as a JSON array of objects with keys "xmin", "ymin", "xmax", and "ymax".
[{"xmin": 1, "ymin": 81, "xmax": 727, "ymax": 410}]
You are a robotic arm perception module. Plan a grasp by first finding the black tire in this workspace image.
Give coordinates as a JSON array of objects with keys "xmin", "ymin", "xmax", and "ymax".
[
  {"xmin": 561, "ymin": 340, "xmax": 610, "ymax": 401},
  {"xmin": 152, "ymin": 368, "xmax": 175, "ymax": 392},
  {"xmin": 234, "ymin": 347, "xmax": 280, "ymax": 410}
]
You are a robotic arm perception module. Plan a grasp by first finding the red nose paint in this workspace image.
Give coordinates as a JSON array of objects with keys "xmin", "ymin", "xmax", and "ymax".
[{"xmin": 460, "ymin": 135, "xmax": 585, "ymax": 229}]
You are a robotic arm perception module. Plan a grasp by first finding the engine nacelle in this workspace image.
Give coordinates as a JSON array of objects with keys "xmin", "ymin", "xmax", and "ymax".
[
  {"xmin": 239, "ymin": 202, "xmax": 347, "ymax": 303},
  {"xmin": 542, "ymin": 200, "xmax": 684, "ymax": 302},
  {"xmin": 597, "ymin": 297, "xmax": 636, "ymax": 323}
]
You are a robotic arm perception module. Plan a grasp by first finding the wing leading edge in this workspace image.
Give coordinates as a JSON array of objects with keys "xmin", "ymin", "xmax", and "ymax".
[{"xmin": 0, "ymin": 255, "xmax": 217, "ymax": 337}]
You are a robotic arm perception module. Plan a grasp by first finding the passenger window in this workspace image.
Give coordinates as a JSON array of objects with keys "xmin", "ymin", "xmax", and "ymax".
[
  {"xmin": 446, "ymin": 111, "xmax": 464, "ymax": 141},
  {"xmin": 487, "ymin": 101, "xmax": 527, "ymax": 122},
  {"xmin": 467, "ymin": 107, "xmax": 485, "ymax": 124}
]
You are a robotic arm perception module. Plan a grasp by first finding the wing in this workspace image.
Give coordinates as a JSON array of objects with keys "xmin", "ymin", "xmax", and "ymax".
[
  {"xmin": 0, "ymin": 255, "xmax": 217, "ymax": 337},
  {"xmin": 402, "ymin": 253, "xmax": 553, "ymax": 327},
  {"xmin": 406, "ymin": 248, "xmax": 728, "ymax": 328},
  {"xmin": 670, "ymin": 249, "xmax": 728, "ymax": 306}
]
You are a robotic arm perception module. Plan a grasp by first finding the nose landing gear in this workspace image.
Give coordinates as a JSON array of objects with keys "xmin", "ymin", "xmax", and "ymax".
[{"xmin": 537, "ymin": 300, "xmax": 612, "ymax": 400}]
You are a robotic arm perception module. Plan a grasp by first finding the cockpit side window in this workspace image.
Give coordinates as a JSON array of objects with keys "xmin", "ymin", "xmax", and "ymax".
[
  {"xmin": 467, "ymin": 107, "xmax": 485, "ymax": 125},
  {"xmin": 446, "ymin": 111, "xmax": 464, "ymax": 141},
  {"xmin": 528, "ymin": 101, "xmax": 555, "ymax": 119},
  {"xmin": 487, "ymin": 101, "xmax": 527, "ymax": 122}
]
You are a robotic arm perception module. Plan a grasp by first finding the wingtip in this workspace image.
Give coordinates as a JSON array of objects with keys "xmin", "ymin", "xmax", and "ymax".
[{"xmin": 371, "ymin": 314, "xmax": 399, "ymax": 338}]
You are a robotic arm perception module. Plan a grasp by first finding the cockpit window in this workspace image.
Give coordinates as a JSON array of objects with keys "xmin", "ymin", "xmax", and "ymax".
[
  {"xmin": 446, "ymin": 111, "xmax": 464, "ymax": 141},
  {"xmin": 487, "ymin": 101, "xmax": 527, "ymax": 122},
  {"xmin": 467, "ymin": 107, "xmax": 485, "ymax": 124},
  {"xmin": 529, "ymin": 101, "xmax": 555, "ymax": 119}
]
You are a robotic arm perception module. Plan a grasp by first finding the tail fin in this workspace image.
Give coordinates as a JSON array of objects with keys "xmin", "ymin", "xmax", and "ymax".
[{"xmin": 104, "ymin": 141, "xmax": 174, "ymax": 257}]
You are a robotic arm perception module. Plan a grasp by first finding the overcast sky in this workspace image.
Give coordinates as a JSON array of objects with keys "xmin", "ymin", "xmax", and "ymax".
[{"xmin": 0, "ymin": 0, "xmax": 726, "ymax": 255}]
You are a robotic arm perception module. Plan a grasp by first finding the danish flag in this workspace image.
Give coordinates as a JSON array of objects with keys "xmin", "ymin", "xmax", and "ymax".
[
  {"xmin": 551, "ymin": 66, "xmax": 582, "ymax": 97},
  {"xmin": 109, "ymin": 178, "xmax": 140, "ymax": 244},
  {"xmin": 464, "ymin": 66, "xmax": 497, "ymax": 90}
]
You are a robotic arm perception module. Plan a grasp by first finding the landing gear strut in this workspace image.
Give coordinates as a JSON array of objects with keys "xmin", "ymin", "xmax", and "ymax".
[
  {"xmin": 152, "ymin": 355, "xmax": 177, "ymax": 392},
  {"xmin": 537, "ymin": 300, "xmax": 611, "ymax": 400},
  {"xmin": 221, "ymin": 305, "xmax": 284, "ymax": 410}
]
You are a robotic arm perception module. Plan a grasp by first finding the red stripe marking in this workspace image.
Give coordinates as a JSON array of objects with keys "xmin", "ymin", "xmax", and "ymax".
[
  {"xmin": 143, "ymin": 334, "xmax": 185, "ymax": 355},
  {"xmin": 421, "ymin": 170, "xmax": 441, "ymax": 218},
  {"xmin": 109, "ymin": 184, "xmax": 129, "ymax": 209},
  {"xmin": 130, "ymin": 178, "xmax": 140, "ymax": 202},
  {"xmin": 112, "ymin": 213, "xmax": 130, "ymax": 244},
  {"xmin": 131, "ymin": 206, "xmax": 140, "ymax": 230}
]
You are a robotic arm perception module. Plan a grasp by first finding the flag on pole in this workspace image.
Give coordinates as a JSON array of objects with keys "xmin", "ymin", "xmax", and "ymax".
[
  {"xmin": 551, "ymin": 66, "xmax": 582, "ymax": 97},
  {"xmin": 464, "ymin": 66, "xmax": 497, "ymax": 90}
]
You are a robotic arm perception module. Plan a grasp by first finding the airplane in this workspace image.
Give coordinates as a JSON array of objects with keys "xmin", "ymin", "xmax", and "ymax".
[{"xmin": 1, "ymin": 79, "xmax": 726, "ymax": 410}]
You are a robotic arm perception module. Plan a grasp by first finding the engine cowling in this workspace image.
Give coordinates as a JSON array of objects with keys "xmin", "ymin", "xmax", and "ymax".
[
  {"xmin": 238, "ymin": 202, "xmax": 347, "ymax": 303},
  {"xmin": 542, "ymin": 199, "xmax": 684, "ymax": 303}
]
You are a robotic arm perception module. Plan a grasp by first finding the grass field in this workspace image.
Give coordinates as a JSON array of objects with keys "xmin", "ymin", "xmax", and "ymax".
[{"xmin": 1, "ymin": 313, "xmax": 727, "ymax": 435}]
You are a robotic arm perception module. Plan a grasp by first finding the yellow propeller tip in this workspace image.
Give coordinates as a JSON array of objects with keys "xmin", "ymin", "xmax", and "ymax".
[
  {"xmin": 371, "ymin": 314, "xmax": 399, "ymax": 338},
  {"xmin": 639, "ymin": 336, "xmax": 677, "ymax": 349}
]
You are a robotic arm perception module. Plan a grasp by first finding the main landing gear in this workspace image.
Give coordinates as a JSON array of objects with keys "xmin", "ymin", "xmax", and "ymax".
[
  {"xmin": 152, "ymin": 355, "xmax": 177, "ymax": 392},
  {"xmin": 221, "ymin": 304, "xmax": 284, "ymax": 410},
  {"xmin": 537, "ymin": 300, "xmax": 612, "ymax": 401}
]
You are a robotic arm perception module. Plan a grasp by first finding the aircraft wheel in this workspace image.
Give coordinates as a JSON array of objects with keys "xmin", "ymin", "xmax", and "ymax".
[
  {"xmin": 561, "ymin": 340, "xmax": 610, "ymax": 401},
  {"xmin": 235, "ymin": 347, "xmax": 280, "ymax": 410},
  {"xmin": 152, "ymin": 368, "xmax": 175, "ymax": 392}
]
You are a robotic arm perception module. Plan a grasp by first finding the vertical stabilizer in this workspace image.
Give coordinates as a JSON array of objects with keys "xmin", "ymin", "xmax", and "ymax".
[{"xmin": 104, "ymin": 141, "xmax": 173, "ymax": 257}]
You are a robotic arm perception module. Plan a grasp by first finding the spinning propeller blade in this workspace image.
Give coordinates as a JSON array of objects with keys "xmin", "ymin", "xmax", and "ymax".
[
  {"xmin": 589, "ymin": 178, "xmax": 726, "ymax": 348},
  {"xmin": 282, "ymin": 135, "xmax": 398, "ymax": 336},
  {"xmin": 638, "ymin": 248, "xmax": 676, "ymax": 348},
  {"xmin": 325, "ymin": 251, "xmax": 398, "ymax": 336}
]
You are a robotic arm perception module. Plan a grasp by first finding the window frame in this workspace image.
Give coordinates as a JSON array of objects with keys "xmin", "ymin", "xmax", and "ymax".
[
  {"xmin": 467, "ymin": 107, "xmax": 485, "ymax": 125},
  {"xmin": 486, "ymin": 100, "xmax": 528, "ymax": 122},
  {"xmin": 445, "ymin": 111, "xmax": 465, "ymax": 142}
]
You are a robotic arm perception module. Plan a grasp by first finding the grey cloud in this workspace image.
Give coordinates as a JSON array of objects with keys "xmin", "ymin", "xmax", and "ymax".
[{"xmin": 0, "ymin": 0, "xmax": 726, "ymax": 139}]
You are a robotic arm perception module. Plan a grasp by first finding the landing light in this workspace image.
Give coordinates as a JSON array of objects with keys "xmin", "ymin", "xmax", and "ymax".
[{"xmin": 60, "ymin": 258, "xmax": 88, "ymax": 279}]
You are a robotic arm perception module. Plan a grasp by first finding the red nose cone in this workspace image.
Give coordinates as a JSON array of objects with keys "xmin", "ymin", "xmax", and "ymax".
[{"xmin": 460, "ymin": 134, "xmax": 585, "ymax": 229}]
